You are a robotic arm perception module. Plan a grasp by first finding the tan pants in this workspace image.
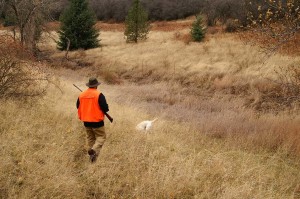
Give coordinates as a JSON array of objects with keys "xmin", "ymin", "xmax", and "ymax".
[{"xmin": 85, "ymin": 126, "xmax": 106, "ymax": 155}]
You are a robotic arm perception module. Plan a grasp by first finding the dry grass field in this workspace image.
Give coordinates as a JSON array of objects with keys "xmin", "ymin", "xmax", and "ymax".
[{"xmin": 1, "ymin": 21, "xmax": 300, "ymax": 198}]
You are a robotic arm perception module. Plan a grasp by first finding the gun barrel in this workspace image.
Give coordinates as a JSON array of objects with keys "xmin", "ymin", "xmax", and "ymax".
[{"xmin": 73, "ymin": 84, "xmax": 83, "ymax": 92}]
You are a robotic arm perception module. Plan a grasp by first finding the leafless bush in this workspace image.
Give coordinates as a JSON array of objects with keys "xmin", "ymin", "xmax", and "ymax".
[
  {"xmin": 145, "ymin": 0, "xmax": 203, "ymax": 20},
  {"xmin": 246, "ymin": 63, "xmax": 300, "ymax": 111},
  {"xmin": 246, "ymin": 0, "xmax": 300, "ymax": 55},
  {"xmin": 225, "ymin": 19, "xmax": 240, "ymax": 32},
  {"xmin": 0, "ymin": 36, "xmax": 48, "ymax": 98},
  {"xmin": 4, "ymin": 0, "xmax": 61, "ymax": 53},
  {"xmin": 90, "ymin": 0, "xmax": 203, "ymax": 21},
  {"xmin": 202, "ymin": 0, "xmax": 247, "ymax": 26},
  {"xmin": 0, "ymin": 57, "xmax": 45, "ymax": 98},
  {"xmin": 275, "ymin": 64, "xmax": 300, "ymax": 105}
]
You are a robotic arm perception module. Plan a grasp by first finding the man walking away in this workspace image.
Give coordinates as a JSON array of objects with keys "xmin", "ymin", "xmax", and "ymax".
[{"xmin": 76, "ymin": 77, "xmax": 109, "ymax": 163}]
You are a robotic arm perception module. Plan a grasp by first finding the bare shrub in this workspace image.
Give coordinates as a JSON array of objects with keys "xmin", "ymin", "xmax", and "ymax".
[
  {"xmin": 245, "ymin": 64, "xmax": 300, "ymax": 111},
  {"xmin": 90, "ymin": 0, "xmax": 203, "ymax": 22},
  {"xmin": 202, "ymin": 0, "xmax": 247, "ymax": 26},
  {"xmin": 5, "ymin": 0, "xmax": 59, "ymax": 53},
  {"xmin": 225, "ymin": 18, "xmax": 239, "ymax": 32},
  {"xmin": 277, "ymin": 64, "xmax": 300, "ymax": 95},
  {"xmin": 0, "ymin": 36, "xmax": 48, "ymax": 98},
  {"xmin": 246, "ymin": 0, "xmax": 300, "ymax": 55},
  {"xmin": 273, "ymin": 64, "xmax": 300, "ymax": 106}
]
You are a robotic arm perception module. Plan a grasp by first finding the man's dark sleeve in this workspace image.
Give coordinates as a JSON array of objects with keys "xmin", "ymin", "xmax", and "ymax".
[
  {"xmin": 98, "ymin": 93, "xmax": 109, "ymax": 113},
  {"xmin": 76, "ymin": 98, "xmax": 80, "ymax": 109}
]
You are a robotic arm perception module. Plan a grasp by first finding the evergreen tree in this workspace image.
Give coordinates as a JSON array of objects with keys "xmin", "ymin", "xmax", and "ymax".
[
  {"xmin": 191, "ymin": 15, "xmax": 206, "ymax": 42},
  {"xmin": 124, "ymin": 0, "xmax": 149, "ymax": 43},
  {"xmin": 57, "ymin": 0, "xmax": 99, "ymax": 50}
]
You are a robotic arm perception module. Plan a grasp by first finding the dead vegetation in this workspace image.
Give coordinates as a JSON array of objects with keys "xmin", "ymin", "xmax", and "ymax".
[
  {"xmin": 1, "ymin": 20, "xmax": 299, "ymax": 198},
  {"xmin": 1, "ymin": 73, "xmax": 300, "ymax": 198},
  {"xmin": 263, "ymin": 63, "xmax": 300, "ymax": 109},
  {"xmin": 239, "ymin": 31, "xmax": 300, "ymax": 56},
  {"xmin": 42, "ymin": 28, "xmax": 300, "ymax": 112},
  {"xmin": 0, "ymin": 35, "xmax": 49, "ymax": 98}
]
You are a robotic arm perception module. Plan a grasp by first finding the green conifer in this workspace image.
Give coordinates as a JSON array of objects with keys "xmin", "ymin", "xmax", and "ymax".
[
  {"xmin": 191, "ymin": 15, "xmax": 206, "ymax": 42},
  {"xmin": 124, "ymin": 0, "xmax": 150, "ymax": 43},
  {"xmin": 57, "ymin": 0, "xmax": 99, "ymax": 50}
]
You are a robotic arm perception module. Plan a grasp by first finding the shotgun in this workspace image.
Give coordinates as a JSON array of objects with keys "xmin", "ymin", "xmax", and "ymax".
[{"xmin": 73, "ymin": 84, "xmax": 113, "ymax": 123}]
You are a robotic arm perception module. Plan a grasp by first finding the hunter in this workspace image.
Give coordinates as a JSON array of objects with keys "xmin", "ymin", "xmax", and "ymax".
[{"xmin": 76, "ymin": 77, "xmax": 109, "ymax": 163}]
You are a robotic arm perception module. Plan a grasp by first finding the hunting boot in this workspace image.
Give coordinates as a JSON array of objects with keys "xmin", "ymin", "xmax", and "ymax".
[{"xmin": 88, "ymin": 149, "xmax": 97, "ymax": 163}]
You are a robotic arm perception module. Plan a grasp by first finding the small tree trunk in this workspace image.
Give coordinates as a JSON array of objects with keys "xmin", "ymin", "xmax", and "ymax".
[
  {"xmin": 12, "ymin": 27, "xmax": 16, "ymax": 41},
  {"xmin": 134, "ymin": 15, "xmax": 138, "ymax": 43},
  {"xmin": 20, "ymin": 28, "xmax": 24, "ymax": 46},
  {"xmin": 65, "ymin": 37, "xmax": 70, "ymax": 60}
]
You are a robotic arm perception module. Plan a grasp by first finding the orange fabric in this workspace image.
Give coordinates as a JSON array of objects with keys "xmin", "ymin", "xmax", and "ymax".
[{"xmin": 78, "ymin": 88, "xmax": 105, "ymax": 122}]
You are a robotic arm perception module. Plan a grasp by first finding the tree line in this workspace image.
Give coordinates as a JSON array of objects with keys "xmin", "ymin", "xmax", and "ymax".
[
  {"xmin": 0, "ymin": 0, "xmax": 203, "ymax": 22},
  {"xmin": 90, "ymin": 0, "xmax": 203, "ymax": 22},
  {"xmin": 2, "ymin": 1, "xmax": 298, "ymax": 27},
  {"xmin": 1, "ymin": 0, "xmax": 298, "ymax": 52},
  {"xmin": 0, "ymin": 0, "xmax": 279, "ymax": 24}
]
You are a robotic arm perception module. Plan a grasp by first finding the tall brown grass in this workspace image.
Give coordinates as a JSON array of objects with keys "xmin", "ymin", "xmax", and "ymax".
[
  {"xmin": 1, "ymin": 22, "xmax": 300, "ymax": 198},
  {"xmin": 1, "ymin": 73, "xmax": 300, "ymax": 198}
]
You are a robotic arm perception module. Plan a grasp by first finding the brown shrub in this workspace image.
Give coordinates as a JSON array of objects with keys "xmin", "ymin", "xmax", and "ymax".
[
  {"xmin": 0, "ymin": 36, "xmax": 33, "ymax": 60},
  {"xmin": 225, "ymin": 19, "xmax": 240, "ymax": 33},
  {"xmin": 0, "ymin": 36, "xmax": 48, "ymax": 98},
  {"xmin": 245, "ymin": 65, "xmax": 300, "ymax": 111},
  {"xmin": 239, "ymin": 31, "xmax": 300, "ymax": 56}
]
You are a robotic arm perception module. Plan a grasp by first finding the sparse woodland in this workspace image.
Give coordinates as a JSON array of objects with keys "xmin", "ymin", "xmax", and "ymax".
[{"xmin": 1, "ymin": 0, "xmax": 300, "ymax": 198}]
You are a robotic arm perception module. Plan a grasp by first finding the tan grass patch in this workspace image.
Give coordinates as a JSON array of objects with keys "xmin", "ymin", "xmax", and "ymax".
[
  {"xmin": 42, "ymin": 27, "xmax": 300, "ymax": 112},
  {"xmin": 173, "ymin": 31, "xmax": 192, "ymax": 44},
  {"xmin": 1, "ymin": 74, "xmax": 300, "ymax": 198},
  {"xmin": 2, "ymin": 19, "xmax": 300, "ymax": 198}
]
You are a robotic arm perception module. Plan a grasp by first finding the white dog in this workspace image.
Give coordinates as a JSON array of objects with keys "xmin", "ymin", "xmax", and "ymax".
[{"xmin": 136, "ymin": 118, "xmax": 158, "ymax": 131}]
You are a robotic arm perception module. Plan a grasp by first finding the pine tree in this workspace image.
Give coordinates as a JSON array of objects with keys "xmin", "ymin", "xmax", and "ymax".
[
  {"xmin": 124, "ymin": 0, "xmax": 149, "ymax": 43},
  {"xmin": 57, "ymin": 0, "xmax": 99, "ymax": 50},
  {"xmin": 191, "ymin": 15, "xmax": 206, "ymax": 42}
]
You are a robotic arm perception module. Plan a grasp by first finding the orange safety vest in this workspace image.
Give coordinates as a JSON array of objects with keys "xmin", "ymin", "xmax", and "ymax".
[{"xmin": 78, "ymin": 88, "xmax": 105, "ymax": 122}]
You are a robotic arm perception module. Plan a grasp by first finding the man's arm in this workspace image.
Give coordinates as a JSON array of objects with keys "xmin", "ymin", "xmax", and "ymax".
[
  {"xmin": 76, "ymin": 98, "xmax": 80, "ymax": 109},
  {"xmin": 98, "ymin": 93, "xmax": 109, "ymax": 113}
]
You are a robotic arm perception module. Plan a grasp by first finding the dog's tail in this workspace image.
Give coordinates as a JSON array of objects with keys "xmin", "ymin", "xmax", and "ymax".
[{"xmin": 152, "ymin": 118, "xmax": 158, "ymax": 123}]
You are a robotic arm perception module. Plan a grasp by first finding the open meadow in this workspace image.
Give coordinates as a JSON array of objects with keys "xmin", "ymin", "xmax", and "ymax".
[{"xmin": 1, "ymin": 20, "xmax": 300, "ymax": 198}]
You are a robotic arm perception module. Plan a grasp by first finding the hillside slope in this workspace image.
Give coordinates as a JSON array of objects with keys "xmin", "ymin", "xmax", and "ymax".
[
  {"xmin": 1, "ymin": 66, "xmax": 300, "ymax": 198},
  {"xmin": 1, "ymin": 23, "xmax": 300, "ymax": 198}
]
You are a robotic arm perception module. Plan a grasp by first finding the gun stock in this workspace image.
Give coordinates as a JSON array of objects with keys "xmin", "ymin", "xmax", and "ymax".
[{"xmin": 105, "ymin": 113, "xmax": 113, "ymax": 123}]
